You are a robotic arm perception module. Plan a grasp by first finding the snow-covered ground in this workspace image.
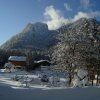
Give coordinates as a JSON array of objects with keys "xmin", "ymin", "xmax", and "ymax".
[
  {"xmin": 0, "ymin": 69, "xmax": 69, "ymax": 88},
  {"xmin": 0, "ymin": 69, "xmax": 100, "ymax": 100},
  {"xmin": 0, "ymin": 84, "xmax": 100, "ymax": 100},
  {"xmin": 0, "ymin": 69, "xmax": 99, "ymax": 88}
]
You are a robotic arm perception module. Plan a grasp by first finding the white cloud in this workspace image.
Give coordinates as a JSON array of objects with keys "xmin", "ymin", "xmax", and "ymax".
[
  {"xmin": 44, "ymin": 5, "xmax": 69, "ymax": 30},
  {"xmin": 44, "ymin": 6, "xmax": 100, "ymax": 30},
  {"xmin": 64, "ymin": 3, "xmax": 72, "ymax": 11},
  {"xmin": 80, "ymin": 0, "xmax": 90, "ymax": 9},
  {"xmin": 72, "ymin": 11, "xmax": 100, "ymax": 22},
  {"xmin": 89, "ymin": 11, "xmax": 100, "ymax": 17},
  {"xmin": 72, "ymin": 12, "xmax": 90, "ymax": 22}
]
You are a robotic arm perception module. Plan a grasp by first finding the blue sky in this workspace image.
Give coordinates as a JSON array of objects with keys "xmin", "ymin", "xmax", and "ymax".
[{"xmin": 0, "ymin": 0, "xmax": 100, "ymax": 45}]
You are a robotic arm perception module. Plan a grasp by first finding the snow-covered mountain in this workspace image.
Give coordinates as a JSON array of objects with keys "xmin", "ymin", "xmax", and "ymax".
[
  {"xmin": 0, "ymin": 18, "xmax": 100, "ymax": 62},
  {"xmin": 58, "ymin": 18, "xmax": 100, "ymax": 40},
  {"xmin": 0, "ymin": 22, "xmax": 58, "ymax": 50}
]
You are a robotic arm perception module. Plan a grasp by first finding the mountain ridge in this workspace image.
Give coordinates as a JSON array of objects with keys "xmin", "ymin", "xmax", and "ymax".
[
  {"xmin": 0, "ymin": 18, "xmax": 100, "ymax": 52},
  {"xmin": 0, "ymin": 22, "xmax": 58, "ymax": 50}
]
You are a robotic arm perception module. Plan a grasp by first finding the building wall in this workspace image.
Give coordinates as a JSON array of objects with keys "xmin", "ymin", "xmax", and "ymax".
[{"xmin": 9, "ymin": 61, "xmax": 26, "ymax": 66}]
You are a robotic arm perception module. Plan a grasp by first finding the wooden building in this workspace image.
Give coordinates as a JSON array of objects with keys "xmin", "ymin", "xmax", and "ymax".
[{"xmin": 8, "ymin": 56, "xmax": 27, "ymax": 67}]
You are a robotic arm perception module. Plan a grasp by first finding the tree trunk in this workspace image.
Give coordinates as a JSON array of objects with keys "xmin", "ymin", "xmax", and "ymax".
[
  {"xmin": 68, "ymin": 69, "xmax": 72, "ymax": 87},
  {"xmin": 91, "ymin": 78, "xmax": 94, "ymax": 86},
  {"xmin": 69, "ymin": 74, "xmax": 72, "ymax": 86},
  {"xmin": 96, "ymin": 69, "xmax": 99, "ymax": 86},
  {"xmin": 96, "ymin": 74, "xmax": 99, "ymax": 86},
  {"xmin": 92, "ymin": 69, "xmax": 95, "ymax": 86}
]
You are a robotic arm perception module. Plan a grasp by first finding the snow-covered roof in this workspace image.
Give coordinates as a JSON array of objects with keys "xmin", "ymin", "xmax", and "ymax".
[
  {"xmin": 34, "ymin": 60, "xmax": 50, "ymax": 63},
  {"xmin": 8, "ymin": 56, "xmax": 27, "ymax": 61}
]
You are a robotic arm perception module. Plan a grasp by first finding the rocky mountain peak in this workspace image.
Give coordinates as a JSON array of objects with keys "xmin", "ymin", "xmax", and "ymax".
[
  {"xmin": 0, "ymin": 22, "xmax": 57, "ymax": 50},
  {"xmin": 23, "ymin": 22, "xmax": 48, "ymax": 33}
]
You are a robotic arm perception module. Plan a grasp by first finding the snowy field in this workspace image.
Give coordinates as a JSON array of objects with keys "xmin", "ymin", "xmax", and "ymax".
[
  {"xmin": 0, "ymin": 69, "xmax": 69, "ymax": 88},
  {"xmin": 0, "ymin": 69, "xmax": 100, "ymax": 100}
]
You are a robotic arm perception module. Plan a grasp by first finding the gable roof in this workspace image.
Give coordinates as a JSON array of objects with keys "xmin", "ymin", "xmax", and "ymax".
[
  {"xmin": 34, "ymin": 60, "xmax": 50, "ymax": 63},
  {"xmin": 8, "ymin": 56, "xmax": 27, "ymax": 62}
]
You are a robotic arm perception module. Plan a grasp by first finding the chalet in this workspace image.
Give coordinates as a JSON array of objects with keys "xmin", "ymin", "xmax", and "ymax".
[
  {"xmin": 34, "ymin": 60, "xmax": 50, "ymax": 66},
  {"xmin": 8, "ymin": 56, "xmax": 27, "ymax": 68},
  {"xmin": 33, "ymin": 60, "xmax": 51, "ymax": 70}
]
